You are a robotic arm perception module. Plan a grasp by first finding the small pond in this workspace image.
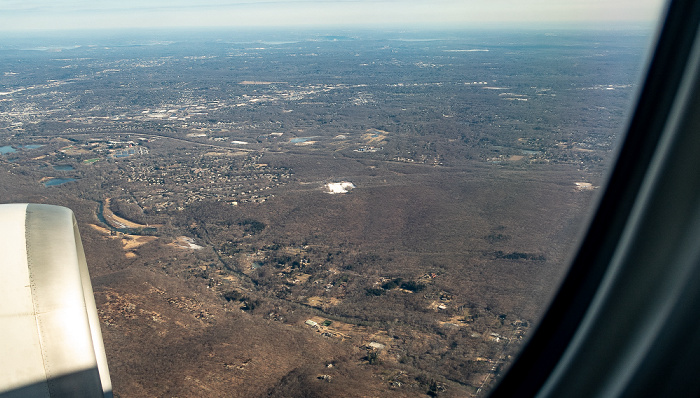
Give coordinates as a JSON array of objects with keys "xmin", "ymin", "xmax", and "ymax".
[
  {"xmin": 43, "ymin": 178, "xmax": 77, "ymax": 187},
  {"xmin": 290, "ymin": 137, "xmax": 315, "ymax": 143}
]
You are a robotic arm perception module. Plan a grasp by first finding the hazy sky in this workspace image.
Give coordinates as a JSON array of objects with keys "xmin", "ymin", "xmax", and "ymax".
[{"xmin": 0, "ymin": 0, "xmax": 666, "ymax": 31}]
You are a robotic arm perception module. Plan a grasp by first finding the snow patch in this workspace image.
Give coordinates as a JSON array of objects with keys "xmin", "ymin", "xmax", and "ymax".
[
  {"xmin": 574, "ymin": 182, "xmax": 597, "ymax": 191},
  {"xmin": 175, "ymin": 236, "xmax": 203, "ymax": 250},
  {"xmin": 326, "ymin": 182, "xmax": 355, "ymax": 194}
]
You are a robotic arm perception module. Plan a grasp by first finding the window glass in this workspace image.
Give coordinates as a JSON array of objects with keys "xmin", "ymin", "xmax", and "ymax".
[{"xmin": 0, "ymin": 1, "xmax": 665, "ymax": 396}]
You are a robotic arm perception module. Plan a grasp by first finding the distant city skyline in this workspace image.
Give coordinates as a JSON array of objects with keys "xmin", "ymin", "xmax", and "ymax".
[{"xmin": 0, "ymin": 0, "xmax": 666, "ymax": 32}]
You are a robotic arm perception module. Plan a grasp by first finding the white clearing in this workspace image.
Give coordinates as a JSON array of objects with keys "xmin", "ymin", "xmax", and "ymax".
[
  {"xmin": 326, "ymin": 182, "xmax": 355, "ymax": 194},
  {"xmin": 574, "ymin": 182, "xmax": 596, "ymax": 191},
  {"xmin": 175, "ymin": 236, "xmax": 203, "ymax": 250}
]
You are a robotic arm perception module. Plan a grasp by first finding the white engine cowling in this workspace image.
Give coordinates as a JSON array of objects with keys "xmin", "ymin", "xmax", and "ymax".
[{"xmin": 0, "ymin": 204, "xmax": 112, "ymax": 398}]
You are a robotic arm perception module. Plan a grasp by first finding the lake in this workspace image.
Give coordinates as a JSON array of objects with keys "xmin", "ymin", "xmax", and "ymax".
[
  {"xmin": 1, "ymin": 144, "xmax": 43, "ymax": 155},
  {"xmin": 43, "ymin": 178, "xmax": 77, "ymax": 187}
]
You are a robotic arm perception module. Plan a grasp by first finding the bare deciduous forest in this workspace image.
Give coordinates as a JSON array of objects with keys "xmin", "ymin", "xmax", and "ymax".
[{"xmin": 0, "ymin": 28, "xmax": 650, "ymax": 396}]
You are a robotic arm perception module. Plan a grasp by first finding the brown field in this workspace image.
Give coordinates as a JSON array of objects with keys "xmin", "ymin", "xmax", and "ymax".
[{"xmin": 122, "ymin": 235, "xmax": 158, "ymax": 250}]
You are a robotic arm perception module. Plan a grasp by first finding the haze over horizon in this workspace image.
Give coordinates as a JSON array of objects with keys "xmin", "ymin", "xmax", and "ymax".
[{"xmin": 1, "ymin": 0, "xmax": 665, "ymax": 32}]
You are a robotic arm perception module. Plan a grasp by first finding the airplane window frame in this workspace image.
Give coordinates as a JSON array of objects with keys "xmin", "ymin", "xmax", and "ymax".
[{"xmin": 489, "ymin": 0, "xmax": 700, "ymax": 396}]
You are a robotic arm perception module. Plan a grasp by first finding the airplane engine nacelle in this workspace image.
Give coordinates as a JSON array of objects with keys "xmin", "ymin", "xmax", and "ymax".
[{"xmin": 0, "ymin": 204, "xmax": 112, "ymax": 398}]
